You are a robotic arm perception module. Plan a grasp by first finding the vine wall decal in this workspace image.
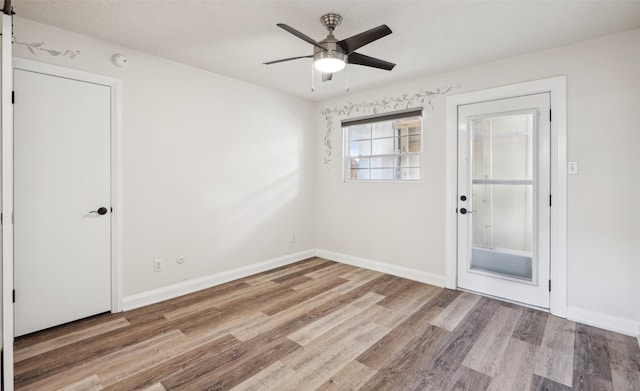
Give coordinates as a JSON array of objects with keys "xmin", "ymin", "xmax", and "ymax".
[
  {"xmin": 15, "ymin": 38, "xmax": 80, "ymax": 59},
  {"xmin": 320, "ymin": 83, "xmax": 460, "ymax": 168}
]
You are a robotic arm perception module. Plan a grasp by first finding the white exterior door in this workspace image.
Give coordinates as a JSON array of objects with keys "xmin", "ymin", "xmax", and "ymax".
[
  {"xmin": 14, "ymin": 68, "xmax": 111, "ymax": 336},
  {"xmin": 457, "ymin": 93, "xmax": 550, "ymax": 308}
]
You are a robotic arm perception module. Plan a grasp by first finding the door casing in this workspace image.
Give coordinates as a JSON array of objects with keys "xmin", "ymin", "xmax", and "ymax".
[{"xmin": 445, "ymin": 76, "xmax": 567, "ymax": 317}]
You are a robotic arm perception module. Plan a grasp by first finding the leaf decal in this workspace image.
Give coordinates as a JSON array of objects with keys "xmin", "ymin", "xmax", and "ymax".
[{"xmin": 14, "ymin": 38, "xmax": 79, "ymax": 60}]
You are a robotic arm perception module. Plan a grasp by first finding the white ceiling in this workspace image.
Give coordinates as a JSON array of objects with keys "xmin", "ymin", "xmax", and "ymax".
[{"xmin": 15, "ymin": 1, "xmax": 640, "ymax": 102}]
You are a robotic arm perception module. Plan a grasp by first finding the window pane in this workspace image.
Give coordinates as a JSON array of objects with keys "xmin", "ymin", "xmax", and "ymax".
[
  {"xmin": 350, "ymin": 169, "xmax": 370, "ymax": 180},
  {"xmin": 372, "ymin": 121, "xmax": 393, "ymax": 138},
  {"xmin": 472, "ymin": 114, "xmax": 532, "ymax": 180},
  {"xmin": 396, "ymin": 155, "xmax": 421, "ymax": 168},
  {"xmin": 349, "ymin": 157, "xmax": 369, "ymax": 169},
  {"xmin": 397, "ymin": 168, "xmax": 420, "ymax": 180},
  {"xmin": 396, "ymin": 135, "xmax": 421, "ymax": 153},
  {"xmin": 371, "ymin": 156, "xmax": 394, "ymax": 168},
  {"xmin": 349, "ymin": 124, "xmax": 371, "ymax": 141},
  {"xmin": 350, "ymin": 140, "xmax": 371, "ymax": 157},
  {"xmin": 371, "ymin": 168, "xmax": 394, "ymax": 180},
  {"xmin": 372, "ymin": 138, "xmax": 394, "ymax": 155},
  {"xmin": 472, "ymin": 184, "xmax": 532, "ymax": 253}
]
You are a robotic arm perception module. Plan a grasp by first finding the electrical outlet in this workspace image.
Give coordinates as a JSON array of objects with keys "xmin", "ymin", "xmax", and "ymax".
[
  {"xmin": 154, "ymin": 259, "xmax": 163, "ymax": 272},
  {"xmin": 567, "ymin": 161, "xmax": 578, "ymax": 175},
  {"xmin": 177, "ymin": 256, "xmax": 185, "ymax": 264}
]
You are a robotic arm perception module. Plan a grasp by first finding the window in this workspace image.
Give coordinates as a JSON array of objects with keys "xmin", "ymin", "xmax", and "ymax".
[{"xmin": 343, "ymin": 109, "xmax": 423, "ymax": 181}]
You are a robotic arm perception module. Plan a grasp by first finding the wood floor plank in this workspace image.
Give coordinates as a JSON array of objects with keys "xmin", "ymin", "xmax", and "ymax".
[
  {"xmin": 533, "ymin": 315, "xmax": 576, "ymax": 386},
  {"xmin": 487, "ymin": 338, "xmax": 538, "ymax": 391},
  {"xmin": 100, "ymin": 334, "xmax": 241, "ymax": 391},
  {"xmin": 611, "ymin": 366, "xmax": 640, "ymax": 391},
  {"xmin": 243, "ymin": 258, "xmax": 329, "ymax": 285},
  {"xmin": 260, "ymin": 277, "xmax": 348, "ymax": 316},
  {"xmin": 276, "ymin": 307, "xmax": 390, "ymax": 390},
  {"xmin": 140, "ymin": 384, "xmax": 167, "ymax": 391},
  {"xmin": 530, "ymin": 374, "xmax": 572, "ymax": 391},
  {"xmin": 359, "ymin": 324, "xmax": 448, "ymax": 390},
  {"xmin": 19, "ymin": 330, "xmax": 186, "ymax": 390},
  {"xmin": 287, "ymin": 291, "xmax": 384, "ymax": 345},
  {"xmin": 162, "ymin": 335, "xmax": 300, "ymax": 391},
  {"xmin": 271, "ymin": 260, "xmax": 334, "ymax": 283},
  {"xmin": 162, "ymin": 280, "xmax": 280, "ymax": 320},
  {"xmin": 574, "ymin": 323, "xmax": 614, "ymax": 382},
  {"xmin": 228, "ymin": 361, "xmax": 295, "ymax": 391},
  {"xmin": 14, "ymin": 259, "xmax": 640, "ymax": 391},
  {"xmin": 462, "ymin": 305, "xmax": 522, "ymax": 377},
  {"xmin": 57, "ymin": 374, "xmax": 104, "ymax": 391},
  {"xmin": 357, "ymin": 303, "xmax": 442, "ymax": 370},
  {"xmin": 14, "ymin": 317, "xmax": 130, "ymax": 362},
  {"xmin": 430, "ymin": 291, "xmax": 481, "ymax": 331},
  {"xmin": 572, "ymin": 371, "xmax": 615, "ymax": 391},
  {"xmin": 607, "ymin": 337, "xmax": 640, "ymax": 373},
  {"xmin": 303, "ymin": 262, "xmax": 356, "ymax": 280},
  {"xmin": 447, "ymin": 365, "xmax": 492, "ymax": 391},
  {"xmin": 512, "ymin": 308, "xmax": 549, "ymax": 346},
  {"xmin": 314, "ymin": 360, "xmax": 378, "ymax": 391}
]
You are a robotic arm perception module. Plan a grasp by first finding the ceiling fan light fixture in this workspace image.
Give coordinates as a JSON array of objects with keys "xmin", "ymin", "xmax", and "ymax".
[{"xmin": 314, "ymin": 50, "xmax": 346, "ymax": 73}]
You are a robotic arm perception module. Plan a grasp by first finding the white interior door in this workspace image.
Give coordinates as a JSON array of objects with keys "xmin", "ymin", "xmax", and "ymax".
[
  {"xmin": 14, "ymin": 68, "xmax": 111, "ymax": 336},
  {"xmin": 457, "ymin": 93, "xmax": 550, "ymax": 308}
]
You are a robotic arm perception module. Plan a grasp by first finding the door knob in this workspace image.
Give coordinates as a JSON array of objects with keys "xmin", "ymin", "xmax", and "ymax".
[
  {"xmin": 459, "ymin": 207, "xmax": 472, "ymax": 214},
  {"xmin": 90, "ymin": 207, "xmax": 109, "ymax": 215}
]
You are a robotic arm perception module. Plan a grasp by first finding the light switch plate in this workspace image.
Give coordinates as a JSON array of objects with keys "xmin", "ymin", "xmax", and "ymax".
[{"xmin": 567, "ymin": 161, "xmax": 578, "ymax": 175}]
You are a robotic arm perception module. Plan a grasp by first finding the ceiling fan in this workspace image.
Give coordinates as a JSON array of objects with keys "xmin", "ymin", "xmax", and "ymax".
[{"xmin": 264, "ymin": 13, "xmax": 396, "ymax": 83}]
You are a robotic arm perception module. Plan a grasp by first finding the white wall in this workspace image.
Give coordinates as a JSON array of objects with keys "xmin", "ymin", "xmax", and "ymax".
[
  {"xmin": 315, "ymin": 30, "xmax": 640, "ymax": 330},
  {"xmin": 13, "ymin": 18, "xmax": 316, "ymax": 296}
]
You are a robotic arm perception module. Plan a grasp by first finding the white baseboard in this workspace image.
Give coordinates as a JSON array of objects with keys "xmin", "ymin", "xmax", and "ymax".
[
  {"xmin": 566, "ymin": 306, "xmax": 640, "ymax": 337},
  {"xmin": 122, "ymin": 249, "xmax": 316, "ymax": 311},
  {"xmin": 315, "ymin": 249, "xmax": 446, "ymax": 288}
]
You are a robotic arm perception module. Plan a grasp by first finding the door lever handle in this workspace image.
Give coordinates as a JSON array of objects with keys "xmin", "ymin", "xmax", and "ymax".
[
  {"xmin": 89, "ymin": 207, "xmax": 109, "ymax": 215},
  {"xmin": 459, "ymin": 208, "xmax": 472, "ymax": 214}
]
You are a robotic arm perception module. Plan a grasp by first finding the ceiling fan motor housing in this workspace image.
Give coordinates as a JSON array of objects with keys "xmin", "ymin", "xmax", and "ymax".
[{"xmin": 315, "ymin": 13, "xmax": 346, "ymax": 63}]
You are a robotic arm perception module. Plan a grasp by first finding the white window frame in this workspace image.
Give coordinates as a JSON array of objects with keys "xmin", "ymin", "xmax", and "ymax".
[{"xmin": 343, "ymin": 109, "xmax": 424, "ymax": 183}]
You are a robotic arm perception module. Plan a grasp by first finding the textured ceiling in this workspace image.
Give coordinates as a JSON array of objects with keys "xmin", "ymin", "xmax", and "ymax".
[{"xmin": 14, "ymin": 1, "xmax": 640, "ymax": 102}]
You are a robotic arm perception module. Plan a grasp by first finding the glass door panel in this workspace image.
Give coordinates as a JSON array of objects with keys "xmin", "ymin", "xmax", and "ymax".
[{"xmin": 470, "ymin": 113, "xmax": 534, "ymax": 281}]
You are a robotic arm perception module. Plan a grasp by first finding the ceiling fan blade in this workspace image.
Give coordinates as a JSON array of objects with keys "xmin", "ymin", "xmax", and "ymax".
[
  {"xmin": 263, "ymin": 55, "xmax": 312, "ymax": 65},
  {"xmin": 277, "ymin": 23, "xmax": 325, "ymax": 50},
  {"xmin": 348, "ymin": 52, "xmax": 395, "ymax": 71},
  {"xmin": 337, "ymin": 25, "xmax": 392, "ymax": 54},
  {"xmin": 322, "ymin": 72, "xmax": 333, "ymax": 82}
]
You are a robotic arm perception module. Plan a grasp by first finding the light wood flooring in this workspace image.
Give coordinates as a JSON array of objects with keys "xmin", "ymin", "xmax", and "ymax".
[{"xmin": 14, "ymin": 257, "xmax": 640, "ymax": 390}]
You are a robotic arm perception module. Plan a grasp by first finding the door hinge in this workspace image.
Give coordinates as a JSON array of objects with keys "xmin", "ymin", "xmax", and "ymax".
[
  {"xmin": 549, "ymin": 194, "xmax": 552, "ymax": 207},
  {"xmin": 12, "ymin": 289, "xmax": 15, "ymax": 303},
  {"xmin": 11, "ymin": 90, "xmax": 14, "ymax": 104},
  {"xmin": 548, "ymin": 280, "xmax": 551, "ymax": 292},
  {"xmin": 549, "ymin": 109, "xmax": 552, "ymax": 122},
  {"xmin": 0, "ymin": 212, "xmax": 2, "ymax": 225}
]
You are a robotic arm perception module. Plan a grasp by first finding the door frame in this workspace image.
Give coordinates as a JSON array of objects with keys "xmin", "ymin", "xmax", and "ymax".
[
  {"xmin": 10, "ymin": 58, "xmax": 123, "ymax": 313},
  {"xmin": 444, "ymin": 76, "xmax": 567, "ymax": 317}
]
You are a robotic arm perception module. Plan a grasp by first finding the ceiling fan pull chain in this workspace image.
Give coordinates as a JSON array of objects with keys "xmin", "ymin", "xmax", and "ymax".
[
  {"xmin": 311, "ymin": 62, "xmax": 315, "ymax": 92},
  {"xmin": 346, "ymin": 63, "xmax": 350, "ymax": 92}
]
